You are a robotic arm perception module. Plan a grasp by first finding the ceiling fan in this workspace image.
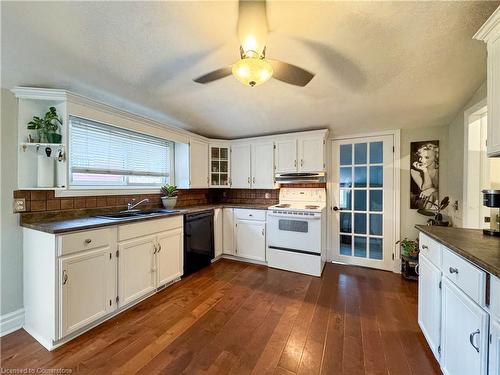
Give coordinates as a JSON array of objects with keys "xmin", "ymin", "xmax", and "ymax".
[{"xmin": 193, "ymin": 0, "xmax": 314, "ymax": 87}]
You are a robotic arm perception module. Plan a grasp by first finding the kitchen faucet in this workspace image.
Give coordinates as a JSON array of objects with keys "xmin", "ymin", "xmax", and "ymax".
[{"xmin": 127, "ymin": 198, "xmax": 150, "ymax": 211}]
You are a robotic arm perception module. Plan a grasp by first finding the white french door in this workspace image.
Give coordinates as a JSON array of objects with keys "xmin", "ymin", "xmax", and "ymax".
[{"xmin": 331, "ymin": 135, "xmax": 395, "ymax": 271}]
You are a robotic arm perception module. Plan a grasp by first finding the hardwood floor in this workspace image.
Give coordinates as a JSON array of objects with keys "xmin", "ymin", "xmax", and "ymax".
[{"xmin": 1, "ymin": 259, "xmax": 440, "ymax": 374}]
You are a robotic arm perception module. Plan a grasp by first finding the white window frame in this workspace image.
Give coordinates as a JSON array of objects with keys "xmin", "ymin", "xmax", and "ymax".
[{"xmin": 61, "ymin": 116, "xmax": 175, "ymax": 196}]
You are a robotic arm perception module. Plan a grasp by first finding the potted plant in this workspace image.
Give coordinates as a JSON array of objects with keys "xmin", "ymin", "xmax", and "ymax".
[
  {"xmin": 27, "ymin": 106, "xmax": 63, "ymax": 143},
  {"xmin": 396, "ymin": 238, "xmax": 419, "ymax": 280},
  {"xmin": 417, "ymin": 196, "xmax": 450, "ymax": 226},
  {"xmin": 160, "ymin": 184, "xmax": 178, "ymax": 209}
]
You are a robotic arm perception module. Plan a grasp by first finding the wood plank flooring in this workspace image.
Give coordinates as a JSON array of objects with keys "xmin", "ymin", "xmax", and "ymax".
[{"xmin": 0, "ymin": 259, "xmax": 441, "ymax": 374}]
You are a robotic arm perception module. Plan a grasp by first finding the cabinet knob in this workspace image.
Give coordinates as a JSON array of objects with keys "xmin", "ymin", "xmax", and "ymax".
[
  {"xmin": 84, "ymin": 238, "xmax": 92, "ymax": 244},
  {"xmin": 300, "ymin": 159, "xmax": 303, "ymax": 167},
  {"xmin": 62, "ymin": 270, "xmax": 68, "ymax": 285},
  {"xmin": 421, "ymin": 245, "xmax": 428, "ymax": 250},
  {"xmin": 158, "ymin": 244, "xmax": 162, "ymax": 253},
  {"xmin": 449, "ymin": 267, "xmax": 459, "ymax": 274}
]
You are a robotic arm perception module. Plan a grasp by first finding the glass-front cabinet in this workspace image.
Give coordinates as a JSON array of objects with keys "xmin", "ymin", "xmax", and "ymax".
[{"xmin": 209, "ymin": 144, "xmax": 230, "ymax": 187}]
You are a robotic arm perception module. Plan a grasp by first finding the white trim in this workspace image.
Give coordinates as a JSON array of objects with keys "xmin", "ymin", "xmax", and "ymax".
[
  {"xmin": 462, "ymin": 99, "xmax": 488, "ymax": 228},
  {"xmin": 55, "ymin": 188, "xmax": 161, "ymax": 198},
  {"xmin": 327, "ymin": 129, "xmax": 401, "ymax": 273},
  {"xmin": 0, "ymin": 308, "xmax": 25, "ymax": 336},
  {"xmin": 474, "ymin": 6, "xmax": 500, "ymax": 42}
]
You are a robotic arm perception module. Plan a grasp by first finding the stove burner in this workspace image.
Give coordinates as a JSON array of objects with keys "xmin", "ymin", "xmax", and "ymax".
[
  {"xmin": 305, "ymin": 205, "xmax": 320, "ymax": 209},
  {"xmin": 275, "ymin": 204, "xmax": 291, "ymax": 208}
]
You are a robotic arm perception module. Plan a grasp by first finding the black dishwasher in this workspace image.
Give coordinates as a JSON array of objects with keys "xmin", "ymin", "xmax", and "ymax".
[{"xmin": 184, "ymin": 210, "xmax": 214, "ymax": 276}]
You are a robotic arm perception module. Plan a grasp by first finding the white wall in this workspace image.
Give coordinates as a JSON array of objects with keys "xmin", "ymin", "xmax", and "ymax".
[
  {"xmin": 400, "ymin": 125, "xmax": 449, "ymax": 240},
  {"xmin": 447, "ymin": 81, "xmax": 487, "ymax": 226},
  {"xmin": 0, "ymin": 89, "xmax": 23, "ymax": 315}
]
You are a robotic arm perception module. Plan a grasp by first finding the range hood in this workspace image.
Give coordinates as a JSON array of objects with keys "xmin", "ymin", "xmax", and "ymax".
[{"xmin": 275, "ymin": 172, "xmax": 326, "ymax": 184}]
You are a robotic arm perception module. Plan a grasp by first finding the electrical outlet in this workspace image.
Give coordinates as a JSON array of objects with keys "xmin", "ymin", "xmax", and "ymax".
[
  {"xmin": 265, "ymin": 193, "xmax": 270, "ymax": 199},
  {"xmin": 13, "ymin": 198, "xmax": 26, "ymax": 213}
]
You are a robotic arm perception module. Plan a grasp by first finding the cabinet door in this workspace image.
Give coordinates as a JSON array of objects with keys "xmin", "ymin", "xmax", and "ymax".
[
  {"xmin": 298, "ymin": 136, "xmax": 325, "ymax": 172},
  {"xmin": 223, "ymin": 208, "xmax": 235, "ymax": 255},
  {"xmin": 214, "ymin": 208, "xmax": 223, "ymax": 258},
  {"xmin": 235, "ymin": 219, "xmax": 265, "ymax": 261},
  {"xmin": 156, "ymin": 228, "xmax": 183, "ymax": 287},
  {"xmin": 418, "ymin": 254, "xmax": 442, "ymax": 361},
  {"xmin": 252, "ymin": 141, "xmax": 275, "ymax": 189},
  {"xmin": 231, "ymin": 143, "xmax": 251, "ymax": 188},
  {"xmin": 59, "ymin": 247, "xmax": 116, "ymax": 337},
  {"xmin": 441, "ymin": 277, "xmax": 489, "ymax": 375},
  {"xmin": 487, "ymin": 37, "xmax": 500, "ymax": 157},
  {"xmin": 209, "ymin": 145, "xmax": 230, "ymax": 188},
  {"xmin": 491, "ymin": 320, "xmax": 500, "ymax": 375},
  {"xmin": 275, "ymin": 139, "xmax": 297, "ymax": 173},
  {"xmin": 118, "ymin": 235, "xmax": 156, "ymax": 307},
  {"xmin": 190, "ymin": 139, "xmax": 209, "ymax": 188}
]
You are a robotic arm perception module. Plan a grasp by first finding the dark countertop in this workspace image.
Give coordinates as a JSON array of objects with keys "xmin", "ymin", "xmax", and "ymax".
[
  {"xmin": 21, "ymin": 203, "xmax": 270, "ymax": 234},
  {"xmin": 416, "ymin": 225, "xmax": 500, "ymax": 278}
]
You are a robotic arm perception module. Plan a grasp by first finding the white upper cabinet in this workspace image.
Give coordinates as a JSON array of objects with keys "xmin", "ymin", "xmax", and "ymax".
[
  {"xmin": 475, "ymin": 7, "xmax": 500, "ymax": 157},
  {"xmin": 252, "ymin": 141, "xmax": 275, "ymax": 189},
  {"xmin": 209, "ymin": 144, "xmax": 230, "ymax": 188},
  {"xmin": 275, "ymin": 132, "xmax": 328, "ymax": 173},
  {"xmin": 298, "ymin": 136, "xmax": 325, "ymax": 172},
  {"xmin": 231, "ymin": 143, "xmax": 252, "ymax": 188},
  {"xmin": 231, "ymin": 141, "xmax": 275, "ymax": 189},
  {"xmin": 275, "ymin": 139, "xmax": 298, "ymax": 173},
  {"xmin": 189, "ymin": 139, "xmax": 209, "ymax": 188}
]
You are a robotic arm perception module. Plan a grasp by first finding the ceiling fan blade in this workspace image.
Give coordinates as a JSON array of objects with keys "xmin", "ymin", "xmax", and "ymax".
[
  {"xmin": 238, "ymin": 0, "xmax": 268, "ymax": 54},
  {"xmin": 268, "ymin": 60, "xmax": 315, "ymax": 86},
  {"xmin": 193, "ymin": 66, "xmax": 232, "ymax": 84}
]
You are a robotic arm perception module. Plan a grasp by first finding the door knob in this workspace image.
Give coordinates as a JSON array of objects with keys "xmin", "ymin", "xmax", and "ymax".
[{"xmin": 332, "ymin": 206, "xmax": 339, "ymax": 211}]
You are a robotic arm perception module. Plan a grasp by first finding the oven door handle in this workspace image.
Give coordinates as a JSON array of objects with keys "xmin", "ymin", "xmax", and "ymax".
[{"xmin": 267, "ymin": 212, "xmax": 321, "ymax": 220}]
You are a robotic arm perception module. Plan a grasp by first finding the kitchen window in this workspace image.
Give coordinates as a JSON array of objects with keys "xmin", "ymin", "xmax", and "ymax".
[{"xmin": 69, "ymin": 116, "xmax": 173, "ymax": 188}]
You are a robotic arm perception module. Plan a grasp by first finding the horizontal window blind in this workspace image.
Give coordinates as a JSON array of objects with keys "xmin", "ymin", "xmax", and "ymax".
[{"xmin": 69, "ymin": 116, "xmax": 171, "ymax": 186}]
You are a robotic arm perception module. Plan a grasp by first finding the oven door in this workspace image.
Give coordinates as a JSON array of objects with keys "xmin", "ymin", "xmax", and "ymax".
[{"xmin": 266, "ymin": 212, "xmax": 321, "ymax": 253}]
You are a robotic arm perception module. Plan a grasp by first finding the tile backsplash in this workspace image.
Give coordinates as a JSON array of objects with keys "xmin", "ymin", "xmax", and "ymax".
[{"xmin": 14, "ymin": 183, "xmax": 324, "ymax": 216}]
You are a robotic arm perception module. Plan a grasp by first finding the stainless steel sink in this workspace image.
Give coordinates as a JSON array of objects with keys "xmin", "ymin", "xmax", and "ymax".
[{"xmin": 94, "ymin": 209, "xmax": 179, "ymax": 220}]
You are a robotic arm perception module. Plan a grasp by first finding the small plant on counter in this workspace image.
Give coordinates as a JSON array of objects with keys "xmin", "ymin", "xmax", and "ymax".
[
  {"xmin": 27, "ymin": 106, "xmax": 63, "ymax": 143},
  {"xmin": 396, "ymin": 238, "xmax": 419, "ymax": 259},
  {"xmin": 160, "ymin": 184, "xmax": 178, "ymax": 209}
]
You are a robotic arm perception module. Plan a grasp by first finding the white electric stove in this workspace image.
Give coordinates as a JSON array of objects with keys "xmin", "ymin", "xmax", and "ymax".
[{"xmin": 266, "ymin": 188, "xmax": 326, "ymax": 277}]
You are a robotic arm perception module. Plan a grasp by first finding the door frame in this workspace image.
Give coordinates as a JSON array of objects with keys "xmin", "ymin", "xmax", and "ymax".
[
  {"xmin": 326, "ymin": 129, "xmax": 401, "ymax": 273},
  {"xmin": 462, "ymin": 99, "xmax": 488, "ymax": 228}
]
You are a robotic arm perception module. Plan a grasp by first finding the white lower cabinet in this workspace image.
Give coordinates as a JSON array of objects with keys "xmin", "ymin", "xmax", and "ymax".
[
  {"xmin": 490, "ymin": 320, "xmax": 500, "ymax": 375},
  {"xmin": 118, "ymin": 235, "xmax": 157, "ymax": 307},
  {"xmin": 214, "ymin": 208, "xmax": 223, "ymax": 258},
  {"xmin": 157, "ymin": 228, "xmax": 183, "ymax": 286},
  {"xmin": 235, "ymin": 218, "xmax": 266, "ymax": 262},
  {"xmin": 418, "ymin": 254, "xmax": 441, "ymax": 361},
  {"xmin": 222, "ymin": 208, "xmax": 235, "ymax": 255},
  {"xmin": 441, "ymin": 277, "xmax": 489, "ymax": 375},
  {"xmin": 59, "ymin": 246, "xmax": 116, "ymax": 337}
]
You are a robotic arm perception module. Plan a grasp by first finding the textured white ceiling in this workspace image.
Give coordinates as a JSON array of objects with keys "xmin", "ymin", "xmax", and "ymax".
[{"xmin": 1, "ymin": 1, "xmax": 498, "ymax": 138}]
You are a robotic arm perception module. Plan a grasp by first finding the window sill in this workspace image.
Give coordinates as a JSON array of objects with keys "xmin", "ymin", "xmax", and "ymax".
[{"xmin": 55, "ymin": 187, "xmax": 161, "ymax": 198}]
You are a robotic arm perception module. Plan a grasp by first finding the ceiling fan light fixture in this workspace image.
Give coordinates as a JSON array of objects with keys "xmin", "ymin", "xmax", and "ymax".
[{"xmin": 232, "ymin": 56, "xmax": 273, "ymax": 87}]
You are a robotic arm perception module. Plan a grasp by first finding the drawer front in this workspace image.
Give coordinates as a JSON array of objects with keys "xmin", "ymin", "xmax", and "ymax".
[
  {"xmin": 59, "ymin": 227, "xmax": 115, "ymax": 256},
  {"xmin": 492, "ymin": 276, "xmax": 500, "ymax": 322},
  {"xmin": 234, "ymin": 208, "xmax": 266, "ymax": 221},
  {"xmin": 118, "ymin": 216, "xmax": 183, "ymax": 242},
  {"xmin": 442, "ymin": 246, "xmax": 486, "ymax": 306},
  {"xmin": 419, "ymin": 233, "xmax": 442, "ymax": 269}
]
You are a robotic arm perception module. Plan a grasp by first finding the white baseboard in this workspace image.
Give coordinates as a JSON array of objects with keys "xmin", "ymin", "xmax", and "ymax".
[{"xmin": 0, "ymin": 308, "xmax": 25, "ymax": 336}]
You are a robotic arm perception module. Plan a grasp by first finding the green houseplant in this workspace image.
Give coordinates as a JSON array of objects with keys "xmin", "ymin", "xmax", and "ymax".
[
  {"xmin": 27, "ymin": 106, "xmax": 63, "ymax": 143},
  {"xmin": 396, "ymin": 238, "xmax": 419, "ymax": 259},
  {"xmin": 160, "ymin": 184, "xmax": 178, "ymax": 209}
]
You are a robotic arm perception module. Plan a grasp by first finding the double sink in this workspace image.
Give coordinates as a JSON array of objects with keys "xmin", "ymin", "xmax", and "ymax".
[{"xmin": 94, "ymin": 208, "xmax": 180, "ymax": 221}]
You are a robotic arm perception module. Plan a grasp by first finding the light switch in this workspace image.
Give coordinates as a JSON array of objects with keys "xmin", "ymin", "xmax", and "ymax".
[{"xmin": 13, "ymin": 198, "xmax": 26, "ymax": 213}]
